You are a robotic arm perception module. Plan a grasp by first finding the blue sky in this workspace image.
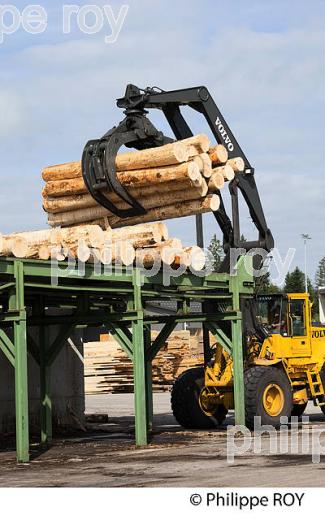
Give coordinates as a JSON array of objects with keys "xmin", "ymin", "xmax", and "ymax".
[{"xmin": 0, "ymin": 0, "xmax": 325, "ymax": 283}]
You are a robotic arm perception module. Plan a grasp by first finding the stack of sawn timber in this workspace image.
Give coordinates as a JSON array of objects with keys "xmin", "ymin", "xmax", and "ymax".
[
  {"xmin": 0, "ymin": 222, "xmax": 210, "ymax": 270},
  {"xmin": 84, "ymin": 330, "xmax": 204, "ymax": 394},
  {"xmin": 41, "ymin": 134, "xmax": 245, "ymax": 229}
]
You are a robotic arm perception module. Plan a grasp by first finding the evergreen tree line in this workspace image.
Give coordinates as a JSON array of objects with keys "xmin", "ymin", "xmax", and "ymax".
[{"xmin": 207, "ymin": 234, "xmax": 325, "ymax": 320}]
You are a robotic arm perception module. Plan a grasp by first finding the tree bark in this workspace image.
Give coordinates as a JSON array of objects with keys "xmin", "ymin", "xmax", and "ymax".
[
  {"xmin": 42, "ymin": 140, "xmax": 190, "ymax": 182},
  {"xmin": 181, "ymin": 134, "xmax": 210, "ymax": 153},
  {"xmin": 109, "ymin": 194, "xmax": 220, "ymax": 228},
  {"xmin": 0, "ymin": 235, "xmax": 14, "ymax": 256},
  {"xmin": 42, "ymin": 161, "xmax": 82, "ymax": 181},
  {"xmin": 42, "ymin": 161, "xmax": 202, "ymax": 198},
  {"xmin": 59, "ymin": 224, "xmax": 105, "ymax": 249},
  {"xmin": 47, "ymin": 184, "xmax": 209, "ymax": 227},
  {"xmin": 105, "ymin": 222, "xmax": 169, "ymax": 248},
  {"xmin": 42, "ymin": 170, "xmax": 206, "ymax": 214},
  {"xmin": 113, "ymin": 141, "xmax": 189, "ymax": 170}
]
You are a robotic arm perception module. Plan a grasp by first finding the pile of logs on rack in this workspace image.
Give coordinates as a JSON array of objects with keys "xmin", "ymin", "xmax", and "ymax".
[
  {"xmin": 0, "ymin": 222, "xmax": 208, "ymax": 270},
  {"xmin": 84, "ymin": 330, "xmax": 204, "ymax": 394}
]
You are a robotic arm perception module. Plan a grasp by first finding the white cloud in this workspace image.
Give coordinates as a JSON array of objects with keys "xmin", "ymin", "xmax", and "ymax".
[{"xmin": 0, "ymin": 1, "xmax": 324, "ymax": 279}]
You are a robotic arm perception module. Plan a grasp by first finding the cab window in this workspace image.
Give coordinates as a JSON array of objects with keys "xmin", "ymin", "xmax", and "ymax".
[
  {"xmin": 256, "ymin": 295, "xmax": 288, "ymax": 336},
  {"xmin": 290, "ymin": 299, "xmax": 306, "ymax": 336}
]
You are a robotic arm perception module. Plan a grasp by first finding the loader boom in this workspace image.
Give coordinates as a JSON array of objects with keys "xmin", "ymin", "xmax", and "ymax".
[{"xmin": 82, "ymin": 84, "xmax": 274, "ymax": 258}]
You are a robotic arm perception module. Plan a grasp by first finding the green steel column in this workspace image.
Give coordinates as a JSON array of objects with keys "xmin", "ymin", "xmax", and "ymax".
[
  {"xmin": 13, "ymin": 261, "xmax": 29, "ymax": 463},
  {"xmin": 230, "ymin": 267, "xmax": 245, "ymax": 426},
  {"xmin": 132, "ymin": 269, "xmax": 148, "ymax": 446},
  {"xmin": 144, "ymin": 326, "xmax": 153, "ymax": 432},
  {"xmin": 40, "ymin": 324, "xmax": 52, "ymax": 444},
  {"xmin": 202, "ymin": 301, "xmax": 212, "ymax": 365}
]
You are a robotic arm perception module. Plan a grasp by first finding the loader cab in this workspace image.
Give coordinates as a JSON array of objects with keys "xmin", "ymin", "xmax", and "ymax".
[{"xmin": 256, "ymin": 293, "xmax": 312, "ymax": 357}]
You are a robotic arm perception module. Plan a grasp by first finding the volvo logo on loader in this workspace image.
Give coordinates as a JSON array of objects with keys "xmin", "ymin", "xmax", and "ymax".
[
  {"xmin": 312, "ymin": 329, "xmax": 325, "ymax": 339},
  {"xmin": 215, "ymin": 116, "xmax": 234, "ymax": 151}
]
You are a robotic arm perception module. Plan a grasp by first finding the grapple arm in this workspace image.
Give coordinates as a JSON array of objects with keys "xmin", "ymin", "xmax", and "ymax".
[{"xmin": 82, "ymin": 84, "xmax": 274, "ymax": 254}]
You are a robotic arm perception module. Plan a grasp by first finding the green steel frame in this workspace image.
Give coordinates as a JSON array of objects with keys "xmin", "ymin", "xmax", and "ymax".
[{"xmin": 0, "ymin": 256, "xmax": 254, "ymax": 462}]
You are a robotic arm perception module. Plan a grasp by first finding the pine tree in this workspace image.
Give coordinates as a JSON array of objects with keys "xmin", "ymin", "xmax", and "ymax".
[
  {"xmin": 207, "ymin": 234, "xmax": 224, "ymax": 271},
  {"xmin": 255, "ymin": 270, "xmax": 280, "ymax": 294},
  {"xmin": 283, "ymin": 267, "xmax": 305, "ymax": 293},
  {"xmin": 315, "ymin": 257, "xmax": 325, "ymax": 288}
]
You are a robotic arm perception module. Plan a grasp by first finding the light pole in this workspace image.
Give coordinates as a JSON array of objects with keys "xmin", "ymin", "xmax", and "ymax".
[{"xmin": 301, "ymin": 234, "xmax": 311, "ymax": 293}]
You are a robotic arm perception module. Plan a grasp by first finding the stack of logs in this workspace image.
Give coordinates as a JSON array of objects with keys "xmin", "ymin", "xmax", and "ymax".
[
  {"xmin": 41, "ymin": 134, "xmax": 245, "ymax": 229},
  {"xmin": 0, "ymin": 222, "xmax": 207, "ymax": 270},
  {"xmin": 84, "ymin": 330, "xmax": 204, "ymax": 394},
  {"xmin": 0, "ymin": 133, "xmax": 245, "ymax": 268}
]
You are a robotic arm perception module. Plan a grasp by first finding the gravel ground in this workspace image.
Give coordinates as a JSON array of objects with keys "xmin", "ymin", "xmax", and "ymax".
[{"xmin": 0, "ymin": 393, "xmax": 324, "ymax": 487}]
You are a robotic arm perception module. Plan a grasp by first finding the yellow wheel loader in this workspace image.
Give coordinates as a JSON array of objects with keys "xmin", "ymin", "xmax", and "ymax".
[
  {"xmin": 172, "ymin": 292, "xmax": 325, "ymax": 428},
  {"xmin": 80, "ymin": 83, "xmax": 324, "ymax": 430}
]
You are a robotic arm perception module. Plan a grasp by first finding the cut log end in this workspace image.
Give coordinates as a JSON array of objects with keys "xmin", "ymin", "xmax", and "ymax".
[
  {"xmin": 208, "ymin": 171, "xmax": 225, "ymax": 191},
  {"xmin": 12, "ymin": 237, "xmax": 29, "ymax": 258},
  {"xmin": 185, "ymin": 246, "xmax": 206, "ymax": 271},
  {"xmin": 209, "ymin": 194, "xmax": 221, "ymax": 212},
  {"xmin": 209, "ymin": 144, "xmax": 228, "ymax": 165},
  {"xmin": 77, "ymin": 241, "xmax": 91, "ymax": 263},
  {"xmin": 213, "ymin": 164, "xmax": 235, "ymax": 182},
  {"xmin": 38, "ymin": 244, "xmax": 51, "ymax": 260},
  {"xmin": 227, "ymin": 157, "xmax": 245, "ymax": 172}
]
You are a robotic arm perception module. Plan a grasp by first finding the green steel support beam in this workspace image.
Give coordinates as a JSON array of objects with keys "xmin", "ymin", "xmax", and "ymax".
[
  {"xmin": 0, "ymin": 255, "xmax": 257, "ymax": 462},
  {"xmin": 40, "ymin": 324, "xmax": 52, "ymax": 444},
  {"xmin": 144, "ymin": 326, "xmax": 153, "ymax": 432},
  {"xmin": 231, "ymin": 313, "xmax": 245, "ymax": 426},
  {"xmin": 230, "ymin": 258, "xmax": 248, "ymax": 427},
  {"xmin": 13, "ymin": 261, "xmax": 29, "ymax": 463},
  {"xmin": 132, "ymin": 269, "xmax": 148, "ymax": 446},
  {"xmin": 0, "ymin": 282, "xmax": 15, "ymax": 292},
  {"xmin": 0, "ymin": 329, "xmax": 15, "ymax": 367},
  {"xmin": 206, "ymin": 322, "xmax": 233, "ymax": 355},
  {"xmin": 108, "ymin": 324, "xmax": 134, "ymax": 360},
  {"xmin": 147, "ymin": 321, "xmax": 176, "ymax": 362},
  {"xmin": 28, "ymin": 311, "xmax": 138, "ymax": 327},
  {"xmin": 46, "ymin": 323, "xmax": 75, "ymax": 366},
  {"xmin": 202, "ymin": 299, "xmax": 212, "ymax": 364}
]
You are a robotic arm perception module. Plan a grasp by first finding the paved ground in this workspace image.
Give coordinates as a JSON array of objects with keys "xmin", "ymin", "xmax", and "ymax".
[{"xmin": 1, "ymin": 393, "xmax": 325, "ymax": 487}]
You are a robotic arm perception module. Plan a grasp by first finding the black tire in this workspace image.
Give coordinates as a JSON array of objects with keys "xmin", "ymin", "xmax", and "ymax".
[
  {"xmin": 291, "ymin": 402, "xmax": 308, "ymax": 418},
  {"xmin": 214, "ymin": 404, "xmax": 228, "ymax": 425},
  {"xmin": 245, "ymin": 366, "xmax": 292, "ymax": 429},
  {"xmin": 171, "ymin": 367, "xmax": 227, "ymax": 428}
]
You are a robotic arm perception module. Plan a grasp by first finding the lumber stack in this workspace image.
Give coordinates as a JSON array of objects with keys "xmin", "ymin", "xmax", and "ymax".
[
  {"xmin": 84, "ymin": 330, "xmax": 204, "ymax": 394},
  {"xmin": 0, "ymin": 134, "xmax": 245, "ymax": 269},
  {"xmin": 41, "ymin": 134, "xmax": 245, "ymax": 229},
  {"xmin": 0, "ymin": 222, "xmax": 209, "ymax": 270}
]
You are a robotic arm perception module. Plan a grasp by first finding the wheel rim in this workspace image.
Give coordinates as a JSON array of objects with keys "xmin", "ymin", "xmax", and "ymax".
[
  {"xmin": 199, "ymin": 387, "xmax": 217, "ymax": 416},
  {"xmin": 262, "ymin": 383, "xmax": 285, "ymax": 416}
]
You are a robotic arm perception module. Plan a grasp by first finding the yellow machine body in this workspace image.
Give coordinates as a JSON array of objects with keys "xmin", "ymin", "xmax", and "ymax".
[{"xmin": 200, "ymin": 293, "xmax": 325, "ymax": 416}]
